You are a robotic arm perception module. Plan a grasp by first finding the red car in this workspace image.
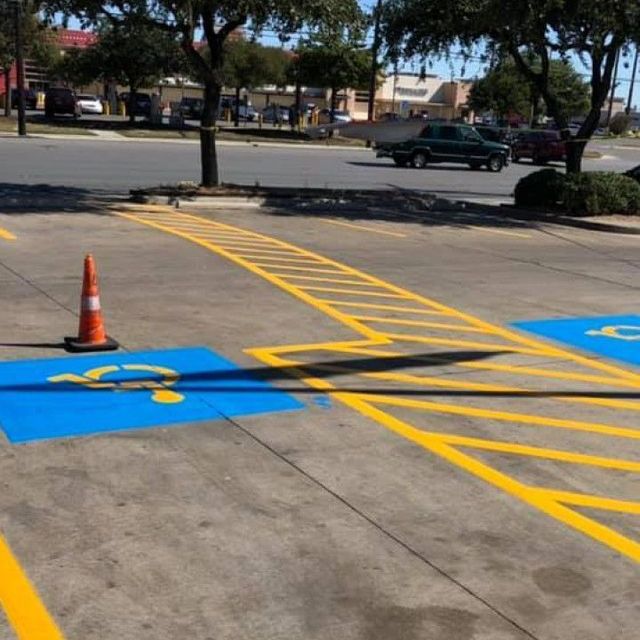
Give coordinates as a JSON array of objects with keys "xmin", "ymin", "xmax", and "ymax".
[{"xmin": 512, "ymin": 130, "xmax": 566, "ymax": 164}]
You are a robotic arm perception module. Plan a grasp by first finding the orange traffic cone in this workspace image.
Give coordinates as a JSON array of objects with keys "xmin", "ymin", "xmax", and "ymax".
[{"xmin": 65, "ymin": 254, "xmax": 118, "ymax": 352}]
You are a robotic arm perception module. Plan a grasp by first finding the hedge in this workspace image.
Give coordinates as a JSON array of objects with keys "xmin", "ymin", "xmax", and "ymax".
[{"xmin": 515, "ymin": 169, "xmax": 640, "ymax": 215}]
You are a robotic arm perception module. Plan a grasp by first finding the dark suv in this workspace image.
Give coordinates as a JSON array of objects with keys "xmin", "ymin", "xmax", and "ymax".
[
  {"xmin": 44, "ymin": 87, "xmax": 78, "ymax": 118},
  {"xmin": 119, "ymin": 92, "xmax": 152, "ymax": 117},
  {"xmin": 382, "ymin": 123, "xmax": 511, "ymax": 172},
  {"xmin": 512, "ymin": 130, "xmax": 566, "ymax": 164}
]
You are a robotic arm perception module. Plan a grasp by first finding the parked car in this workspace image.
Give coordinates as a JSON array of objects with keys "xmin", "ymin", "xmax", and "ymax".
[
  {"xmin": 11, "ymin": 88, "xmax": 37, "ymax": 110},
  {"xmin": 318, "ymin": 108, "xmax": 352, "ymax": 124},
  {"xmin": 44, "ymin": 87, "xmax": 79, "ymax": 118},
  {"xmin": 262, "ymin": 104, "xmax": 289, "ymax": 123},
  {"xmin": 119, "ymin": 92, "xmax": 152, "ymax": 117},
  {"xmin": 179, "ymin": 97, "xmax": 204, "ymax": 119},
  {"xmin": 380, "ymin": 123, "xmax": 511, "ymax": 172},
  {"xmin": 512, "ymin": 130, "xmax": 566, "ymax": 164},
  {"xmin": 76, "ymin": 94, "xmax": 103, "ymax": 115},
  {"xmin": 235, "ymin": 104, "xmax": 257, "ymax": 121}
]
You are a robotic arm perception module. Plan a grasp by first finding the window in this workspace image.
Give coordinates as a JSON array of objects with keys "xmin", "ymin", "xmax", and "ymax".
[
  {"xmin": 354, "ymin": 91, "xmax": 370, "ymax": 103},
  {"xmin": 440, "ymin": 126, "xmax": 458, "ymax": 140},
  {"xmin": 419, "ymin": 125, "xmax": 433, "ymax": 138}
]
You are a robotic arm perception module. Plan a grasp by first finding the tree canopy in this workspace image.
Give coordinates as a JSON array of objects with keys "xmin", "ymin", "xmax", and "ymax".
[
  {"xmin": 469, "ymin": 58, "xmax": 589, "ymax": 124},
  {"xmin": 383, "ymin": 0, "xmax": 640, "ymax": 172},
  {"xmin": 48, "ymin": 0, "xmax": 363, "ymax": 185}
]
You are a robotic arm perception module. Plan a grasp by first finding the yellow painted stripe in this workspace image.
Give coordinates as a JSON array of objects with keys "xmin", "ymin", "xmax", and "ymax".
[
  {"xmin": 317, "ymin": 300, "xmax": 450, "ymax": 315},
  {"xmin": 364, "ymin": 393, "xmax": 640, "ymax": 441},
  {"xmin": 381, "ymin": 332, "xmax": 548, "ymax": 356},
  {"xmin": 349, "ymin": 315, "xmax": 496, "ymax": 333},
  {"xmin": 0, "ymin": 227, "xmax": 16, "ymax": 241},
  {"xmin": 270, "ymin": 274, "xmax": 385, "ymax": 287},
  {"xmin": 321, "ymin": 219, "xmax": 408, "ymax": 238},
  {"xmin": 251, "ymin": 265, "xmax": 348, "ymax": 275},
  {"xmin": 531, "ymin": 489, "xmax": 640, "ymax": 515},
  {"xmin": 0, "ymin": 532, "xmax": 64, "ymax": 639},
  {"xmin": 461, "ymin": 360, "xmax": 640, "ymax": 390},
  {"xmin": 233, "ymin": 254, "xmax": 329, "ymax": 265},
  {"xmin": 468, "ymin": 225, "xmax": 531, "ymax": 239},
  {"xmin": 297, "ymin": 285, "xmax": 411, "ymax": 299}
]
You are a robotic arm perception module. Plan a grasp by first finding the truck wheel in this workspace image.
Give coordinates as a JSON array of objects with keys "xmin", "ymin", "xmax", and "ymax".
[
  {"xmin": 411, "ymin": 152, "xmax": 428, "ymax": 169},
  {"xmin": 487, "ymin": 154, "xmax": 504, "ymax": 172}
]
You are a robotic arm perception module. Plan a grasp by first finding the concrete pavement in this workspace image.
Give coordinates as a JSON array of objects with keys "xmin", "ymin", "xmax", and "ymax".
[{"xmin": 0, "ymin": 199, "xmax": 638, "ymax": 639}]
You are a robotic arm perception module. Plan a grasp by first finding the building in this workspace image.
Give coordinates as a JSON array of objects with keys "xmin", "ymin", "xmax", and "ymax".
[
  {"xmin": 344, "ymin": 72, "xmax": 474, "ymax": 121},
  {"xmin": 0, "ymin": 28, "xmax": 97, "ymax": 102}
]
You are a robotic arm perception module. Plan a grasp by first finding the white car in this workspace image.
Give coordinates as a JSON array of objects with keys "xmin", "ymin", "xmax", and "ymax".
[{"xmin": 77, "ymin": 95, "xmax": 103, "ymax": 115}]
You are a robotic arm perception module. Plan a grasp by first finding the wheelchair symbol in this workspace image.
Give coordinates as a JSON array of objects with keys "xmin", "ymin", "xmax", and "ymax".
[
  {"xmin": 48, "ymin": 364, "xmax": 185, "ymax": 404},
  {"xmin": 585, "ymin": 325, "xmax": 640, "ymax": 342}
]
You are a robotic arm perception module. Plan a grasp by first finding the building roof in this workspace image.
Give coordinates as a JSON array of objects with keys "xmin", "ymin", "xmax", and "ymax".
[{"xmin": 55, "ymin": 29, "xmax": 98, "ymax": 50}]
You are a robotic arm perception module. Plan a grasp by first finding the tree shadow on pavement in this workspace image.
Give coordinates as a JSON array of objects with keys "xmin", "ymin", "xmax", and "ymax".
[
  {"xmin": 258, "ymin": 186, "xmax": 640, "ymax": 236},
  {"xmin": 0, "ymin": 348, "xmax": 638, "ymax": 400},
  {"xmin": 0, "ymin": 183, "xmax": 124, "ymax": 214}
]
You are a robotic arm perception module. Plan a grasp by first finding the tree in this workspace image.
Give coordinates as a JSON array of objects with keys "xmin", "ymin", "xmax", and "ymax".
[
  {"xmin": 60, "ymin": 17, "xmax": 181, "ymax": 123},
  {"xmin": 0, "ymin": 1, "xmax": 57, "ymax": 116},
  {"xmin": 469, "ymin": 59, "xmax": 589, "ymax": 125},
  {"xmin": 383, "ymin": 0, "xmax": 640, "ymax": 173},
  {"xmin": 223, "ymin": 40, "xmax": 289, "ymax": 127},
  {"xmin": 297, "ymin": 31, "xmax": 371, "ymax": 121},
  {"xmin": 49, "ymin": 0, "xmax": 363, "ymax": 187}
]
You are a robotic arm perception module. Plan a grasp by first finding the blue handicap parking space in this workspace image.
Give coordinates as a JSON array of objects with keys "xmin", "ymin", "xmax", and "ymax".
[
  {"xmin": 0, "ymin": 347, "xmax": 302, "ymax": 444},
  {"xmin": 513, "ymin": 315, "xmax": 640, "ymax": 368}
]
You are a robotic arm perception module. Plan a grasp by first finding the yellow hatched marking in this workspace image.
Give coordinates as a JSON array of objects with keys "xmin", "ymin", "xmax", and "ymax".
[
  {"xmin": 318, "ymin": 300, "xmax": 451, "ymax": 315},
  {"xmin": 248, "ymin": 349, "xmax": 640, "ymax": 563},
  {"xmin": 361, "ymin": 393, "xmax": 640, "ymax": 441},
  {"xmin": 349, "ymin": 315, "xmax": 495, "ymax": 333},
  {"xmin": 365, "ymin": 370, "xmax": 640, "ymax": 413},
  {"xmin": 297, "ymin": 285, "xmax": 412, "ymax": 299},
  {"xmin": 0, "ymin": 532, "xmax": 65, "ymax": 639},
  {"xmin": 0, "ymin": 226, "xmax": 16, "ymax": 241},
  {"xmin": 531, "ymin": 489, "xmax": 640, "ymax": 515},
  {"xmin": 119, "ymin": 206, "xmax": 640, "ymax": 563},
  {"xmin": 461, "ymin": 361, "xmax": 640, "ymax": 391},
  {"xmin": 233, "ymin": 254, "xmax": 331, "ymax": 265},
  {"xmin": 320, "ymin": 219, "xmax": 408, "ymax": 238},
  {"xmin": 381, "ymin": 332, "xmax": 547, "ymax": 357},
  {"xmin": 204, "ymin": 245, "xmax": 305, "ymax": 257},
  {"xmin": 271, "ymin": 274, "xmax": 386, "ymax": 287},
  {"xmin": 252, "ymin": 265, "xmax": 349, "ymax": 275}
]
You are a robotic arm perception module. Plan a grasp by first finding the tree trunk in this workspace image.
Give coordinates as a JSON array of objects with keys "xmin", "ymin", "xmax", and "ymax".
[
  {"xmin": 128, "ymin": 86, "xmax": 137, "ymax": 125},
  {"xmin": 565, "ymin": 138, "xmax": 587, "ymax": 174},
  {"xmin": 234, "ymin": 86, "xmax": 240, "ymax": 128},
  {"xmin": 3, "ymin": 69, "xmax": 10, "ymax": 117},
  {"xmin": 330, "ymin": 86, "xmax": 337, "ymax": 122},
  {"xmin": 201, "ymin": 80, "xmax": 221, "ymax": 187}
]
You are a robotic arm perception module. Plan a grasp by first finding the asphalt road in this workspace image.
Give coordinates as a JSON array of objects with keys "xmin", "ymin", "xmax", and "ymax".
[{"xmin": 0, "ymin": 136, "xmax": 638, "ymax": 203}]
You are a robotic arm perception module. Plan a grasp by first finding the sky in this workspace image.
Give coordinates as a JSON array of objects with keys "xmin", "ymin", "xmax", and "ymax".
[{"xmin": 62, "ymin": 0, "xmax": 638, "ymax": 105}]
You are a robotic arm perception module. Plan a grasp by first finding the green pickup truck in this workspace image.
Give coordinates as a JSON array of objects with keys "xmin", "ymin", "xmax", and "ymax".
[{"xmin": 377, "ymin": 123, "xmax": 511, "ymax": 172}]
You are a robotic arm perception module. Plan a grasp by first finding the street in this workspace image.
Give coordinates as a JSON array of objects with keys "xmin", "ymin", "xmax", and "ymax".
[{"xmin": 0, "ymin": 136, "xmax": 638, "ymax": 203}]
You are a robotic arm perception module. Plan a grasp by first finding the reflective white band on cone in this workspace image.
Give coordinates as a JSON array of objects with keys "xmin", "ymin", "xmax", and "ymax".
[{"xmin": 81, "ymin": 295, "xmax": 101, "ymax": 311}]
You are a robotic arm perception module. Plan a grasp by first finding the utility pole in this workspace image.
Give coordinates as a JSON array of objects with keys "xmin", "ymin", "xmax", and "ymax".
[
  {"xmin": 605, "ymin": 49, "xmax": 620, "ymax": 128},
  {"xmin": 626, "ymin": 45, "xmax": 639, "ymax": 115},
  {"xmin": 14, "ymin": 0, "xmax": 26, "ymax": 136}
]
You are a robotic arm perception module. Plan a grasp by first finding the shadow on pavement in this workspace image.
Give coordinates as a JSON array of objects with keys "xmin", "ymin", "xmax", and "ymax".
[
  {"xmin": 1, "ymin": 348, "xmax": 638, "ymax": 400},
  {"xmin": 0, "ymin": 183, "xmax": 122, "ymax": 214}
]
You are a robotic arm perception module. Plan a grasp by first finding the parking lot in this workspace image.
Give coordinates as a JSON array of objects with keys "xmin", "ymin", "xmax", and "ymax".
[{"xmin": 0, "ymin": 195, "xmax": 638, "ymax": 639}]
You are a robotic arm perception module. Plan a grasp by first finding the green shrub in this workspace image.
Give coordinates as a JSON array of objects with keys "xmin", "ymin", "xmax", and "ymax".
[
  {"xmin": 609, "ymin": 113, "xmax": 632, "ymax": 135},
  {"xmin": 514, "ymin": 169, "xmax": 567, "ymax": 208},
  {"xmin": 562, "ymin": 172, "xmax": 640, "ymax": 215}
]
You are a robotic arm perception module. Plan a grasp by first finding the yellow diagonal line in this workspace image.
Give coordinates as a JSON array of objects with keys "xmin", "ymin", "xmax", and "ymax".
[
  {"xmin": 0, "ymin": 532, "xmax": 64, "ymax": 639},
  {"xmin": 349, "ymin": 315, "xmax": 495, "ymax": 333},
  {"xmin": 530, "ymin": 489, "xmax": 640, "ymax": 515},
  {"xmin": 0, "ymin": 226, "xmax": 16, "ymax": 241},
  {"xmin": 362, "ymin": 393, "xmax": 640, "ymax": 441},
  {"xmin": 317, "ymin": 300, "xmax": 450, "ymax": 315},
  {"xmin": 320, "ymin": 218, "xmax": 408, "ymax": 238}
]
